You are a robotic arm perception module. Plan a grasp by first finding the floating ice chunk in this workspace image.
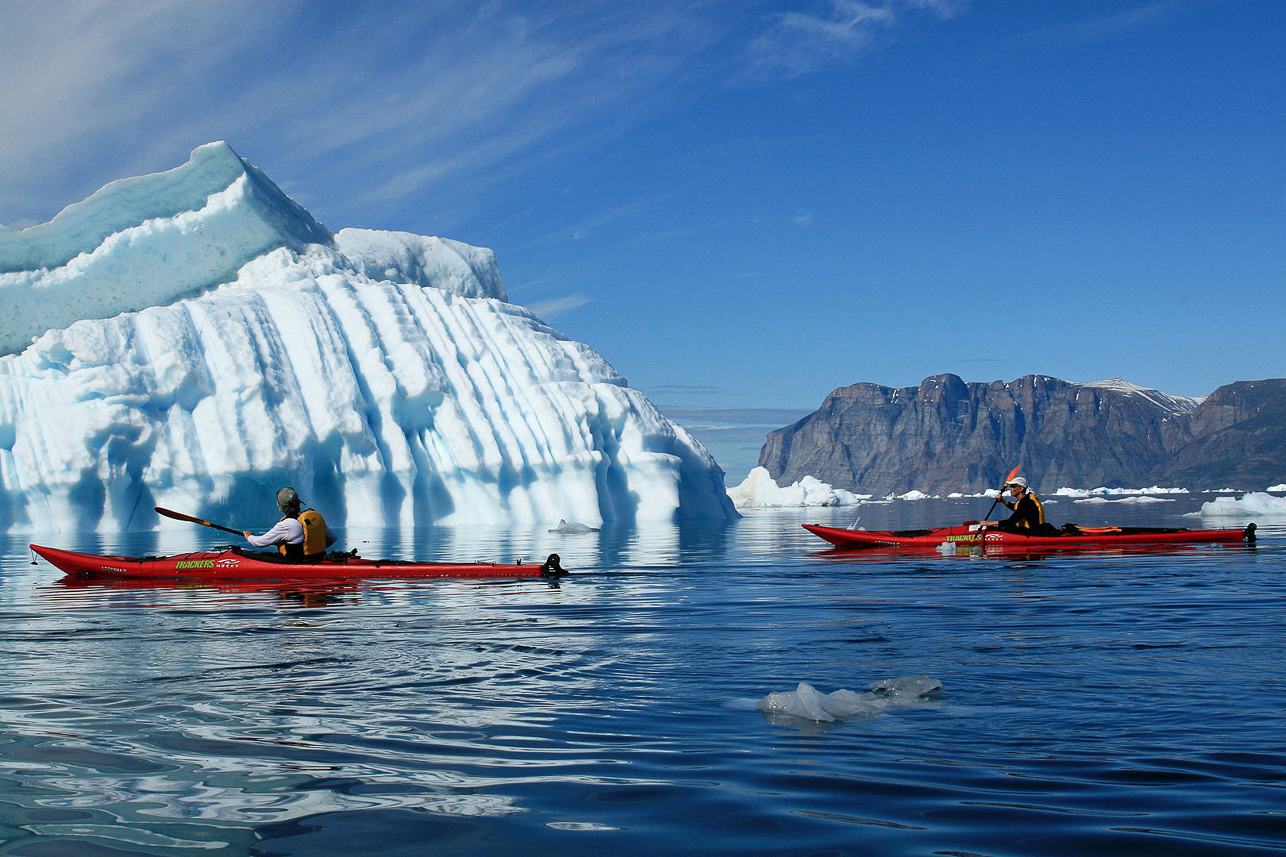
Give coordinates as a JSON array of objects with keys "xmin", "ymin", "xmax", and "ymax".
[
  {"xmin": 758, "ymin": 683, "xmax": 839, "ymax": 721},
  {"xmin": 1201, "ymin": 492, "xmax": 1286, "ymax": 518},
  {"xmin": 867, "ymin": 675, "xmax": 943, "ymax": 702},
  {"xmin": 728, "ymin": 467, "xmax": 867, "ymax": 508},
  {"xmin": 896, "ymin": 490, "xmax": 937, "ymax": 501},
  {"xmin": 1056, "ymin": 486, "xmax": 1189, "ymax": 497},
  {"xmin": 1073, "ymin": 496, "xmax": 1175, "ymax": 505},
  {"xmin": 756, "ymin": 677, "xmax": 941, "ymax": 723},
  {"xmin": 814, "ymin": 688, "xmax": 883, "ymax": 719},
  {"xmin": 548, "ymin": 519, "xmax": 598, "ymax": 534}
]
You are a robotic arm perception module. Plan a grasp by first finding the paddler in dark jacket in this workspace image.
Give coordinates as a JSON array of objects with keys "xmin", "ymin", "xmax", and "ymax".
[
  {"xmin": 242, "ymin": 487, "xmax": 337, "ymax": 560},
  {"xmin": 981, "ymin": 476, "xmax": 1046, "ymax": 531}
]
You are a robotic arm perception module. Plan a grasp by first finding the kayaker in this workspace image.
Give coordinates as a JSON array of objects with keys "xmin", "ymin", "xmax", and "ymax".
[
  {"xmin": 242, "ymin": 487, "xmax": 337, "ymax": 560},
  {"xmin": 981, "ymin": 476, "xmax": 1047, "ymax": 532}
]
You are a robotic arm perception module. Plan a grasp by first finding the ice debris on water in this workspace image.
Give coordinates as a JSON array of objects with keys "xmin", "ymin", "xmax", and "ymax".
[
  {"xmin": 727, "ymin": 466, "xmax": 869, "ymax": 508},
  {"xmin": 756, "ymin": 676, "xmax": 942, "ymax": 723},
  {"xmin": 1200, "ymin": 492, "xmax": 1286, "ymax": 518},
  {"xmin": 548, "ymin": 519, "xmax": 599, "ymax": 534}
]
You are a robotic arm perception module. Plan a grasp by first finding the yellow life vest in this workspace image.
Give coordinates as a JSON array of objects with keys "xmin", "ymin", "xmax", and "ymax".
[
  {"xmin": 299, "ymin": 509, "xmax": 328, "ymax": 557},
  {"xmin": 1011, "ymin": 491, "xmax": 1046, "ymax": 529},
  {"xmin": 278, "ymin": 509, "xmax": 329, "ymax": 559}
]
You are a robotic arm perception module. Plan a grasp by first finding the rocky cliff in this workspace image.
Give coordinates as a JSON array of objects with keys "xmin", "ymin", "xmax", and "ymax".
[
  {"xmin": 1152, "ymin": 379, "xmax": 1286, "ymax": 489},
  {"xmin": 758, "ymin": 375, "xmax": 1285, "ymax": 494}
]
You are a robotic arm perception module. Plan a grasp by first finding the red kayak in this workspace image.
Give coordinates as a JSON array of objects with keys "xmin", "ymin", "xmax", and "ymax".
[
  {"xmin": 30, "ymin": 544, "xmax": 568, "ymax": 581},
  {"xmin": 803, "ymin": 522, "xmax": 1256, "ymax": 551}
]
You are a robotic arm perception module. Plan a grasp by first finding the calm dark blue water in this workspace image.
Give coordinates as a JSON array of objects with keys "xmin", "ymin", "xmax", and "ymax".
[{"xmin": 2, "ymin": 498, "xmax": 1284, "ymax": 856}]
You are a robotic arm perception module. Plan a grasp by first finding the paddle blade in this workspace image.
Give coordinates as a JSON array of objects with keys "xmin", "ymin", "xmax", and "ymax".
[
  {"xmin": 154, "ymin": 507, "xmax": 242, "ymax": 536},
  {"xmin": 983, "ymin": 466, "xmax": 1023, "ymax": 519}
]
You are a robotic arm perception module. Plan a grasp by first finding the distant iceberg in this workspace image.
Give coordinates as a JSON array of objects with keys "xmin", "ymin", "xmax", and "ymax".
[
  {"xmin": 1053, "ymin": 486, "xmax": 1189, "ymax": 497},
  {"xmin": 728, "ymin": 467, "xmax": 867, "ymax": 508},
  {"xmin": 1071, "ymin": 496, "xmax": 1175, "ymax": 505},
  {"xmin": 0, "ymin": 143, "xmax": 736, "ymax": 532},
  {"xmin": 1201, "ymin": 493, "xmax": 1286, "ymax": 518}
]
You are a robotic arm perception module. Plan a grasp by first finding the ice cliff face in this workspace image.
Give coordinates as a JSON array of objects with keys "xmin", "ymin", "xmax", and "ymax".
[{"xmin": 0, "ymin": 143, "xmax": 735, "ymax": 531}]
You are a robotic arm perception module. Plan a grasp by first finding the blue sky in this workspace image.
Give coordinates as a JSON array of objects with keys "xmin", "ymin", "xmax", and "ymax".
[{"xmin": 1, "ymin": 1, "xmax": 1282, "ymax": 477}]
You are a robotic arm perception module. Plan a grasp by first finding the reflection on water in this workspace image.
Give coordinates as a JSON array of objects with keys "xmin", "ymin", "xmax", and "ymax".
[{"xmin": 1, "ymin": 501, "xmax": 1284, "ymax": 856}]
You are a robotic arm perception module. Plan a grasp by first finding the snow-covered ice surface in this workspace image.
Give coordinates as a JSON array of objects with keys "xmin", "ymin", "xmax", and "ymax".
[{"xmin": 0, "ymin": 143, "xmax": 735, "ymax": 532}]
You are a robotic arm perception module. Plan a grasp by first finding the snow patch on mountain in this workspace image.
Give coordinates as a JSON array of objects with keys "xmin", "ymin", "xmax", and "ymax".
[{"xmin": 1077, "ymin": 378, "xmax": 1201, "ymax": 416}]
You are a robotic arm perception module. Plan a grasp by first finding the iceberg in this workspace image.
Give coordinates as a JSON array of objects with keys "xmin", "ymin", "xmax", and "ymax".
[
  {"xmin": 728, "ymin": 466, "xmax": 866, "ymax": 508},
  {"xmin": 0, "ymin": 143, "xmax": 736, "ymax": 532},
  {"xmin": 1200, "ymin": 493, "xmax": 1286, "ymax": 518},
  {"xmin": 1053, "ymin": 486, "xmax": 1189, "ymax": 497},
  {"xmin": 548, "ymin": 519, "xmax": 598, "ymax": 534},
  {"xmin": 1072, "ymin": 496, "xmax": 1175, "ymax": 505},
  {"xmin": 894, "ymin": 489, "xmax": 936, "ymax": 500}
]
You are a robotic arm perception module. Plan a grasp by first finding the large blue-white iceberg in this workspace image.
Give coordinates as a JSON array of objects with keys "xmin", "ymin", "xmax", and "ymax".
[{"xmin": 0, "ymin": 142, "xmax": 735, "ymax": 532}]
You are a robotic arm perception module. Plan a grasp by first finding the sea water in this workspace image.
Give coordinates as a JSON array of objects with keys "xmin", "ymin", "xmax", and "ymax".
[{"xmin": 1, "ymin": 498, "xmax": 1284, "ymax": 856}]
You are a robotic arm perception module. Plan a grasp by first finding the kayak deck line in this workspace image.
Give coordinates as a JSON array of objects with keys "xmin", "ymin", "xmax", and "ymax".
[{"xmin": 29, "ymin": 544, "xmax": 569, "ymax": 580}]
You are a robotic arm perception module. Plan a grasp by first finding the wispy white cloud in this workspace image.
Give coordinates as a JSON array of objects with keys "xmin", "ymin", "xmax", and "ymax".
[
  {"xmin": 565, "ymin": 194, "xmax": 672, "ymax": 242},
  {"xmin": 1022, "ymin": 2, "xmax": 1177, "ymax": 45},
  {"xmin": 0, "ymin": 1, "xmax": 966, "ymax": 230},
  {"xmin": 649, "ymin": 384, "xmax": 725, "ymax": 397},
  {"xmin": 743, "ymin": 0, "xmax": 966, "ymax": 78},
  {"xmin": 902, "ymin": 0, "xmax": 968, "ymax": 21},
  {"xmin": 0, "ymin": 1, "xmax": 718, "ymax": 226},
  {"xmin": 0, "ymin": 1, "xmax": 304, "ymax": 207},
  {"xmin": 528, "ymin": 292, "xmax": 593, "ymax": 319}
]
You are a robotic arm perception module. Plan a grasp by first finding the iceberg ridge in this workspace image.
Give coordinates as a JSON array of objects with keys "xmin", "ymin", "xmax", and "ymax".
[{"xmin": 0, "ymin": 142, "xmax": 333, "ymax": 356}]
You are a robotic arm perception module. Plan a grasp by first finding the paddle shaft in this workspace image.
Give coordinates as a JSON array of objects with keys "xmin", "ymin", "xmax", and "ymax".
[
  {"xmin": 983, "ymin": 466, "xmax": 1023, "ymax": 521},
  {"xmin": 154, "ymin": 506, "xmax": 243, "ymax": 536}
]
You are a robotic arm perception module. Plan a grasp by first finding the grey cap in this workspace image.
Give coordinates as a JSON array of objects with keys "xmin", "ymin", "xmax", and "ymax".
[
  {"xmin": 276, "ymin": 487, "xmax": 301, "ymax": 511},
  {"xmin": 1007, "ymin": 476, "xmax": 1028, "ymax": 489}
]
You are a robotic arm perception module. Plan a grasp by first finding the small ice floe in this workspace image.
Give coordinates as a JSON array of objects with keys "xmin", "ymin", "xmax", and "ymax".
[
  {"xmin": 756, "ymin": 676, "xmax": 942, "ymax": 725},
  {"xmin": 1072, "ymin": 495, "xmax": 1174, "ymax": 505},
  {"xmin": 1054, "ymin": 486, "xmax": 1189, "ymax": 498},
  {"xmin": 1200, "ymin": 492, "xmax": 1286, "ymax": 518},
  {"xmin": 548, "ymin": 519, "xmax": 599, "ymax": 534},
  {"xmin": 894, "ymin": 490, "xmax": 937, "ymax": 501}
]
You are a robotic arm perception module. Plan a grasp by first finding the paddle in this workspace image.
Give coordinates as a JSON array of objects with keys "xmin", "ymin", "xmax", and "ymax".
[
  {"xmin": 982, "ymin": 466, "xmax": 1023, "ymax": 523},
  {"xmin": 154, "ymin": 506, "xmax": 243, "ymax": 537}
]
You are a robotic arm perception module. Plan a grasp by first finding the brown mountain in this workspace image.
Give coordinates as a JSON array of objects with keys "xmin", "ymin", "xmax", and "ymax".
[{"xmin": 758, "ymin": 375, "xmax": 1285, "ymax": 495}]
